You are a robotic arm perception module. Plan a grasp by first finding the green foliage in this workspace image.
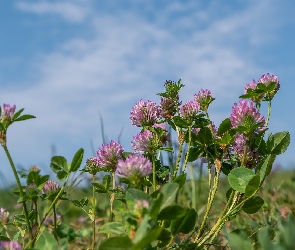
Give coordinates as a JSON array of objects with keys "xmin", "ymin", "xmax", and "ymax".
[
  {"xmin": 228, "ymin": 167, "xmax": 256, "ymax": 193},
  {"xmin": 242, "ymin": 196, "xmax": 264, "ymax": 214},
  {"xmin": 267, "ymin": 131, "xmax": 290, "ymax": 155}
]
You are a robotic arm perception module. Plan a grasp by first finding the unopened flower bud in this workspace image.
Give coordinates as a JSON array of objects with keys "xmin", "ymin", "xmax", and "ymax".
[{"xmin": 0, "ymin": 208, "xmax": 9, "ymax": 225}]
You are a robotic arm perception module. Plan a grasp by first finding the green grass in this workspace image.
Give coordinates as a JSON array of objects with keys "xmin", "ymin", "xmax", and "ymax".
[{"xmin": 1, "ymin": 169, "xmax": 295, "ymax": 249}]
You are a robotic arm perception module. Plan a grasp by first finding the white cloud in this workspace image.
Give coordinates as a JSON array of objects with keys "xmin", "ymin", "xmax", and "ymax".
[{"xmin": 15, "ymin": 0, "xmax": 91, "ymax": 23}]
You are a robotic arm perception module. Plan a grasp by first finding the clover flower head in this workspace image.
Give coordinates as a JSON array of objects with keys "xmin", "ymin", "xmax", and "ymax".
[
  {"xmin": 130, "ymin": 100, "xmax": 161, "ymax": 127},
  {"xmin": 134, "ymin": 200, "xmax": 149, "ymax": 210},
  {"xmin": 2, "ymin": 104, "xmax": 16, "ymax": 119},
  {"xmin": 244, "ymin": 79, "xmax": 257, "ymax": 94},
  {"xmin": 233, "ymin": 133, "xmax": 259, "ymax": 168},
  {"xmin": 192, "ymin": 128, "xmax": 201, "ymax": 135},
  {"xmin": 258, "ymin": 73, "xmax": 279, "ymax": 87},
  {"xmin": 116, "ymin": 154, "xmax": 152, "ymax": 180},
  {"xmin": 180, "ymin": 101, "xmax": 200, "ymax": 118},
  {"xmin": 42, "ymin": 180, "xmax": 59, "ymax": 195},
  {"xmin": 258, "ymin": 73, "xmax": 280, "ymax": 99},
  {"xmin": 77, "ymin": 216, "xmax": 87, "ymax": 223},
  {"xmin": 29, "ymin": 165, "xmax": 41, "ymax": 173},
  {"xmin": 153, "ymin": 123, "xmax": 169, "ymax": 144},
  {"xmin": 0, "ymin": 241, "xmax": 22, "ymax": 250},
  {"xmin": 160, "ymin": 97, "xmax": 177, "ymax": 119},
  {"xmin": 194, "ymin": 89, "xmax": 214, "ymax": 111},
  {"xmin": 131, "ymin": 130, "xmax": 156, "ymax": 153},
  {"xmin": 0, "ymin": 208, "xmax": 9, "ymax": 225},
  {"xmin": 230, "ymin": 100, "xmax": 266, "ymax": 133},
  {"xmin": 96, "ymin": 140, "xmax": 124, "ymax": 172},
  {"xmin": 152, "ymin": 123, "xmax": 167, "ymax": 131},
  {"xmin": 85, "ymin": 156, "xmax": 100, "ymax": 174},
  {"xmin": 0, "ymin": 241, "xmax": 21, "ymax": 250},
  {"xmin": 134, "ymin": 200, "xmax": 149, "ymax": 217}
]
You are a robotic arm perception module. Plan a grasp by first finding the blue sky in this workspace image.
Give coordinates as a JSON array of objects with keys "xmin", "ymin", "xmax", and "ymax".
[{"xmin": 1, "ymin": 0, "xmax": 294, "ymax": 184}]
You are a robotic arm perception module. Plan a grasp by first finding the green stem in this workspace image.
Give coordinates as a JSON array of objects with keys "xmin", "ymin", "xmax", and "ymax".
[
  {"xmin": 182, "ymin": 126, "xmax": 192, "ymax": 174},
  {"xmin": 189, "ymin": 165, "xmax": 196, "ymax": 210},
  {"xmin": 265, "ymin": 101, "xmax": 272, "ymax": 127},
  {"xmin": 195, "ymin": 170, "xmax": 220, "ymax": 241},
  {"xmin": 173, "ymin": 142, "xmax": 184, "ymax": 179},
  {"xmin": 92, "ymin": 175, "xmax": 96, "ymax": 250},
  {"xmin": 53, "ymin": 203, "xmax": 58, "ymax": 242},
  {"xmin": 197, "ymin": 190, "xmax": 253, "ymax": 246},
  {"xmin": 198, "ymin": 161, "xmax": 204, "ymax": 204},
  {"xmin": 25, "ymin": 187, "xmax": 65, "ymax": 248},
  {"xmin": 34, "ymin": 200, "xmax": 39, "ymax": 227},
  {"xmin": 2, "ymin": 144, "xmax": 33, "ymax": 243},
  {"xmin": 152, "ymin": 155, "xmax": 156, "ymax": 191},
  {"xmin": 112, "ymin": 172, "xmax": 116, "ymax": 190},
  {"xmin": 109, "ymin": 172, "xmax": 116, "ymax": 222}
]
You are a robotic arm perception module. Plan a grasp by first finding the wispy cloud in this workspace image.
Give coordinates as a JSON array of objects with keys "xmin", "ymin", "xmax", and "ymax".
[{"xmin": 15, "ymin": 0, "xmax": 91, "ymax": 23}]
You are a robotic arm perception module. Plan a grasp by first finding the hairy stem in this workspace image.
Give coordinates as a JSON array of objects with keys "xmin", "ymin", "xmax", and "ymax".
[
  {"xmin": 2, "ymin": 144, "xmax": 33, "ymax": 244},
  {"xmin": 173, "ymin": 142, "xmax": 184, "ymax": 179},
  {"xmin": 195, "ymin": 169, "xmax": 220, "ymax": 241},
  {"xmin": 182, "ymin": 126, "xmax": 192, "ymax": 174},
  {"xmin": 92, "ymin": 175, "xmax": 96, "ymax": 250},
  {"xmin": 152, "ymin": 154, "xmax": 157, "ymax": 191},
  {"xmin": 265, "ymin": 101, "xmax": 272, "ymax": 127}
]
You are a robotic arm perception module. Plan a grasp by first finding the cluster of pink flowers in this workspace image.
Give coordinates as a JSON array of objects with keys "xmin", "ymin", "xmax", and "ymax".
[
  {"xmin": 88, "ymin": 139, "xmax": 152, "ymax": 181},
  {"xmin": 180, "ymin": 101, "xmax": 200, "ymax": 119},
  {"xmin": 230, "ymin": 100, "xmax": 266, "ymax": 133},
  {"xmin": 244, "ymin": 73, "xmax": 280, "ymax": 101},
  {"xmin": 96, "ymin": 140, "xmax": 124, "ymax": 172},
  {"xmin": 0, "ymin": 241, "xmax": 22, "ymax": 250},
  {"xmin": 130, "ymin": 100, "xmax": 161, "ymax": 127},
  {"xmin": 194, "ymin": 89, "xmax": 214, "ymax": 111},
  {"xmin": 89, "ymin": 73, "xmax": 279, "ymax": 179},
  {"xmin": 0, "ymin": 208, "xmax": 9, "ymax": 225},
  {"xmin": 160, "ymin": 97, "xmax": 177, "ymax": 119},
  {"xmin": 132, "ymin": 130, "xmax": 156, "ymax": 153},
  {"xmin": 42, "ymin": 180, "xmax": 59, "ymax": 195},
  {"xmin": 1, "ymin": 104, "xmax": 16, "ymax": 120},
  {"xmin": 29, "ymin": 165, "xmax": 41, "ymax": 173},
  {"xmin": 116, "ymin": 154, "xmax": 152, "ymax": 180},
  {"xmin": 233, "ymin": 133, "xmax": 259, "ymax": 168}
]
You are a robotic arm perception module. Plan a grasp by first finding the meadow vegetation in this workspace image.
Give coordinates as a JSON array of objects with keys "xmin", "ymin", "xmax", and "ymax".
[{"xmin": 0, "ymin": 74, "xmax": 292, "ymax": 249}]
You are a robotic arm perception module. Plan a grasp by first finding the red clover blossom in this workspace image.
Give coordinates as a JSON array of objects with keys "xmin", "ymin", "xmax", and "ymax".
[
  {"xmin": 130, "ymin": 100, "xmax": 161, "ymax": 127},
  {"xmin": 233, "ymin": 133, "xmax": 259, "ymax": 168},
  {"xmin": 153, "ymin": 123, "xmax": 169, "ymax": 145},
  {"xmin": 1, "ymin": 104, "xmax": 16, "ymax": 120},
  {"xmin": 258, "ymin": 73, "xmax": 280, "ymax": 99},
  {"xmin": 244, "ymin": 79, "xmax": 257, "ymax": 94},
  {"xmin": 29, "ymin": 165, "xmax": 41, "ymax": 173},
  {"xmin": 160, "ymin": 97, "xmax": 177, "ymax": 119},
  {"xmin": 0, "ymin": 241, "xmax": 22, "ymax": 250},
  {"xmin": 0, "ymin": 208, "xmax": 9, "ymax": 225},
  {"xmin": 194, "ymin": 89, "xmax": 214, "ymax": 111},
  {"xmin": 230, "ymin": 100, "xmax": 266, "ymax": 133},
  {"xmin": 42, "ymin": 180, "xmax": 59, "ymax": 200},
  {"xmin": 258, "ymin": 73, "xmax": 279, "ymax": 88},
  {"xmin": 96, "ymin": 140, "xmax": 124, "ymax": 172},
  {"xmin": 180, "ymin": 101, "xmax": 200, "ymax": 119},
  {"xmin": 131, "ymin": 130, "xmax": 156, "ymax": 153},
  {"xmin": 116, "ymin": 154, "xmax": 152, "ymax": 181}
]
